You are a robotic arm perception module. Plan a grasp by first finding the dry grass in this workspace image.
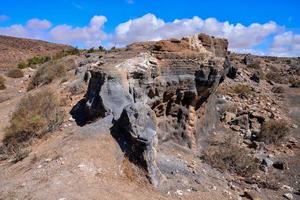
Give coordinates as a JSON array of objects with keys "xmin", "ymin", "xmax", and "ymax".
[
  {"xmin": 0, "ymin": 75, "xmax": 5, "ymax": 90},
  {"xmin": 6, "ymin": 68, "xmax": 24, "ymax": 78},
  {"xmin": 256, "ymin": 119, "xmax": 289, "ymax": 144},
  {"xmin": 217, "ymin": 84, "xmax": 253, "ymax": 96},
  {"xmin": 27, "ymin": 61, "xmax": 66, "ymax": 91},
  {"xmin": 1, "ymin": 89, "xmax": 64, "ymax": 160},
  {"xmin": 265, "ymin": 71, "xmax": 286, "ymax": 84},
  {"xmin": 271, "ymin": 86, "xmax": 285, "ymax": 93},
  {"xmin": 203, "ymin": 137, "xmax": 259, "ymax": 178}
]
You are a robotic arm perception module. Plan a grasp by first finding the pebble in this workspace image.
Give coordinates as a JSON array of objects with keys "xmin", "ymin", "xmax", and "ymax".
[
  {"xmin": 283, "ymin": 193, "xmax": 293, "ymax": 200},
  {"xmin": 175, "ymin": 190, "xmax": 183, "ymax": 196}
]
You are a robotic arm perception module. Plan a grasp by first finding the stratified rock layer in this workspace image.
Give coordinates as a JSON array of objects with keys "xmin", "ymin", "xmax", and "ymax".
[{"xmin": 71, "ymin": 33, "xmax": 230, "ymax": 186}]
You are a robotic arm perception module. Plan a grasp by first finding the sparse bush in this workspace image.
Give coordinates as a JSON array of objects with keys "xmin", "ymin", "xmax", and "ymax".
[
  {"xmin": 247, "ymin": 62, "xmax": 260, "ymax": 69},
  {"xmin": 232, "ymin": 84, "xmax": 252, "ymax": 94},
  {"xmin": 257, "ymin": 120, "xmax": 289, "ymax": 144},
  {"xmin": 98, "ymin": 45, "xmax": 105, "ymax": 51},
  {"xmin": 6, "ymin": 68, "xmax": 24, "ymax": 78},
  {"xmin": 203, "ymin": 138, "xmax": 259, "ymax": 178},
  {"xmin": 87, "ymin": 47, "xmax": 95, "ymax": 53},
  {"xmin": 27, "ymin": 61, "xmax": 66, "ymax": 91},
  {"xmin": 17, "ymin": 56, "xmax": 51, "ymax": 69},
  {"xmin": 271, "ymin": 86, "xmax": 285, "ymax": 93},
  {"xmin": 1, "ymin": 89, "xmax": 64, "ymax": 158},
  {"xmin": 0, "ymin": 75, "xmax": 5, "ymax": 90},
  {"xmin": 216, "ymin": 84, "xmax": 253, "ymax": 96},
  {"xmin": 265, "ymin": 71, "xmax": 285, "ymax": 84},
  {"xmin": 27, "ymin": 56, "xmax": 51, "ymax": 66},
  {"xmin": 17, "ymin": 62, "xmax": 28, "ymax": 69}
]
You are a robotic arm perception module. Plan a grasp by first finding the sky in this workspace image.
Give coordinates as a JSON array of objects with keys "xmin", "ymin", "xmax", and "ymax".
[{"xmin": 0, "ymin": 0, "xmax": 299, "ymax": 56}]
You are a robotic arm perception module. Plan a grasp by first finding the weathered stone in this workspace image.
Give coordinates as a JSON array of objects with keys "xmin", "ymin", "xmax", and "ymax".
[
  {"xmin": 250, "ymin": 71, "xmax": 261, "ymax": 83},
  {"xmin": 243, "ymin": 54, "xmax": 253, "ymax": 65},
  {"xmin": 223, "ymin": 111, "xmax": 236, "ymax": 123},
  {"xmin": 273, "ymin": 161, "xmax": 286, "ymax": 170},
  {"xmin": 231, "ymin": 114, "xmax": 249, "ymax": 130},
  {"xmin": 71, "ymin": 33, "xmax": 230, "ymax": 187},
  {"xmin": 283, "ymin": 193, "xmax": 294, "ymax": 200}
]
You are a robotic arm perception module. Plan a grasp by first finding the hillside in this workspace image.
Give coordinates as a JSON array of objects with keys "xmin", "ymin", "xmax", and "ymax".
[
  {"xmin": 0, "ymin": 33, "xmax": 299, "ymax": 200},
  {"xmin": 0, "ymin": 35, "xmax": 73, "ymax": 70}
]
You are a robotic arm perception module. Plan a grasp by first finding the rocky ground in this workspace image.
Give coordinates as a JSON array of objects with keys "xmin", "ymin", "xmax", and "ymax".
[{"xmin": 0, "ymin": 33, "xmax": 299, "ymax": 200}]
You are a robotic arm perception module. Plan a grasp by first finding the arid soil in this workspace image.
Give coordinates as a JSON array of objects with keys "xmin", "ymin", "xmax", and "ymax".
[{"xmin": 0, "ymin": 35, "xmax": 299, "ymax": 200}]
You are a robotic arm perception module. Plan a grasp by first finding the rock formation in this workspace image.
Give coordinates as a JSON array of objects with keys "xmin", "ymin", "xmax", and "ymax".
[{"xmin": 71, "ymin": 33, "xmax": 231, "ymax": 186}]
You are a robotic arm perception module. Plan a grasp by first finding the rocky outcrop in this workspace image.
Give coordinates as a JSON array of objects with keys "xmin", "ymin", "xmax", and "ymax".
[{"xmin": 71, "ymin": 33, "xmax": 230, "ymax": 186}]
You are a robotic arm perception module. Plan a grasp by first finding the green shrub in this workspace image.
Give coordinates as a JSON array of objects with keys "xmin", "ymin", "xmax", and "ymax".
[
  {"xmin": 0, "ymin": 75, "xmax": 6, "ymax": 90},
  {"xmin": 87, "ymin": 47, "xmax": 95, "ymax": 53},
  {"xmin": 27, "ymin": 61, "xmax": 66, "ymax": 91},
  {"xmin": 6, "ymin": 68, "xmax": 24, "ymax": 78},
  {"xmin": 1, "ymin": 89, "xmax": 64, "ymax": 158},
  {"xmin": 17, "ymin": 62, "xmax": 29, "ymax": 69},
  {"xmin": 257, "ymin": 120, "xmax": 289, "ymax": 144},
  {"xmin": 203, "ymin": 138, "xmax": 259, "ymax": 178}
]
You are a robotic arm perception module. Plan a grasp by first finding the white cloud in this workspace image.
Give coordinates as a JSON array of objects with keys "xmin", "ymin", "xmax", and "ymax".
[
  {"xmin": 0, "ymin": 13, "xmax": 299, "ymax": 56},
  {"xmin": 270, "ymin": 31, "xmax": 300, "ymax": 57},
  {"xmin": 50, "ymin": 15, "xmax": 107, "ymax": 47},
  {"xmin": 111, "ymin": 13, "xmax": 280, "ymax": 51},
  {"xmin": 27, "ymin": 19, "xmax": 52, "ymax": 30}
]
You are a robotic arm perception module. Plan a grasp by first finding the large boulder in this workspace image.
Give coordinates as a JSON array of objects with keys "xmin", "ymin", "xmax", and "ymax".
[{"xmin": 71, "ymin": 33, "xmax": 230, "ymax": 187}]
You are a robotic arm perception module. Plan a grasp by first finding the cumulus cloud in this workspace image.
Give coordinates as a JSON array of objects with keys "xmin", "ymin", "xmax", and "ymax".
[
  {"xmin": 27, "ymin": 19, "xmax": 52, "ymax": 30},
  {"xmin": 270, "ymin": 31, "xmax": 300, "ymax": 57},
  {"xmin": 111, "ymin": 13, "xmax": 280, "ymax": 51},
  {"xmin": 50, "ymin": 15, "xmax": 107, "ymax": 47},
  {"xmin": 0, "ymin": 13, "xmax": 299, "ymax": 56}
]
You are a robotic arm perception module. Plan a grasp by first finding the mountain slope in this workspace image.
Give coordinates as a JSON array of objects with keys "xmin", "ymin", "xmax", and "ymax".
[{"xmin": 0, "ymin": 35, "xmax": 73, "ymax": 70}]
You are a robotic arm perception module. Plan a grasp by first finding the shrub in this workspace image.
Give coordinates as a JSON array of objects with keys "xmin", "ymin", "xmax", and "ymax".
[
  {"xmin": 27, "ymin": 56, "xmax": 51, "ymax": 66},
  {"xmin": 232, "ymin": 84, "xmax": 252, "ymax": 94},
  {"xmin": 17, "ymin": 62, "xmax": 28, "ymax": 69},
  {"xmin": 271, "ymin": 86, "xmax": 285, "ymax": 93},
  {"xmin": 27, "ymin": 61, "xmax": 66, "ymax": 91},
  {"xmin": 0, "ymin": 75, "xmax": 5, "ymax": 90},
  {"xmin": 216, "ymin": 84, "xmax": 253, "ymax": 96},
  {"xmin": 257, "ymin": 120, "xmax": 289, "ymax": 144},
  {"xmin": 17, "ymin": 56, "xmax": 51, "ymax": 69},
  {"xmin": 247, "ymin": 62, "xmax": 260, "ymax": 69},
  {"xmin": 6, "ymin": 68, "xmax": 24, "ymax": 78},
  {"xmin": 2, "ymin": 89, "xmax": 64, "ymax": 158},
  {"xmin": 265, "ymin": 71, "xmax": 285, "ymax": 84},
  {"xmin": 87, "ymin": 47, "xmax": 95, "ymax": 53},
  {"xmin": 203, "ymin": 138, "xmax": 259, "ymax": 178}
]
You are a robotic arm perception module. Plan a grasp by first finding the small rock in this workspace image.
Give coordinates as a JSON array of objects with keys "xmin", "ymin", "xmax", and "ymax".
[
  {"xmin": 244, "ymin": 190, "xmax": 263, "ymax": 200},
  {"xmin": 283, "ymin": 193, "xmax": 293, "ymax": 200},
  {"xmin": 223, "ymin": 111, "xmax": 236, "ymax": 123},
  {"xmin": 273, "ymin": 161, "xmax": 286, "ymax": 170},
  {"xmin": 231, "ymin": 125, "xmax": 241, "ymax": 131},
  {"xmin": 262, "ymin": 158, "xmax": 273, "ymax": 167},
  {"xmin": 282, "ymin": 185, "xmax": 294, "ymax": 192},
  {"xmin": 175, "ymin": 190, "xmax": 183, "ymax": 196},
  {"xmin": 68, "ymin": 117, "xmax": 75, "ymax": 122}
]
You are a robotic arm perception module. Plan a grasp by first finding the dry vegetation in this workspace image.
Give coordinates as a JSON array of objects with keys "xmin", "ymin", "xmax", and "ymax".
[
  {"xmin": 0, "ymin": 75, "xmax": 5, "ymax": 90},
  {"xmin": 256, "ymin": 119, "xmax": 289, "ymax": 144},
  {"xmin": 217, "ymin": 83, "xmax": 253, "ymax": 95},
  {"xmin": 203, "ymin": 137, "xmax": 259, "ymax": 178},
  {"xmin": 6, "ymin": 68, "xmax": 24, "ymax": 78},
  {"xmin": 0, "ymin": 89, "xmax": 64, "ymax": 161},
  {"xmin": 27, "ymin": 61, "xmax": 66, "ymax": 91}
]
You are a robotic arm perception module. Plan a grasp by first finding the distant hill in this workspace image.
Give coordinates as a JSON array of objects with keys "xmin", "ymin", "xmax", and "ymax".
[{"xmin": 0, "ymin": 35, "xmax": 73, "ymax": 70}]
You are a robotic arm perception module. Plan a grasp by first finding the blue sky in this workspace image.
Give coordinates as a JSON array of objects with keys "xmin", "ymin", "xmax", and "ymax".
[{"xmin": 0, "ymin": 0, "xmax": 300, "ymax": 56}]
